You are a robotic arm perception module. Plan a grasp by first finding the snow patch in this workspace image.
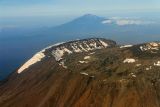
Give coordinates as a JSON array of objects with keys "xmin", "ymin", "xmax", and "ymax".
[
  {"xmin": 84, "ymin": 56, "xmax": 91, "ymax": 60},
  {"xmin": 132, "ymin": 74, "xmax": 136, "ymax": 78},
  {"xmin": 84, "ymin": 43, "xmax": 92, "ymax": 51},
  {"xmin": 41, "ymin": 42, "xmax": 65, "ymax": 52},
  {"xmin": 79, "ymin": 44, "xmax": 87, "ymax": 51},
  {"xmin": 100, "ymin": 40, "xmax": 108, "ymax": 47},
  {"xmin": 80, "ymin": 72, "xmax": 89, "ymax": 76},
  {"xmin": 130, "ymin": 73, "xmax": 136, "ymax": 78},
  {"xmin": 89, "ymin": 42, "xmax": 97, "ymax": 48},
  {"xmin": 59, "ymin": 60, "xmax": 67, "ymax": 69},
  {"xmin": 120, "ymin": 45, "xmax": 133, "ymax": 48},
  {"xmin": 140, "ymin": 42, "xmax": 160, "ymax": 51},
  {"xmin": 154, "ymin": 61, "xmax": 160, "ymax": 66},
  {"xmin": 150, "ymin": 42, "xmax": 159, "ymax": 47},
  {"xmin": 52, "ymin": 47, "xmax": 72, "ymax": 61},
  {"xmin": 146, "ymin": 66, "xmax": 152, "ymax": 70},
  {"xmin": 71, "ymin": 44, "xmax": 82, "ymax": 52},
  {"xmin": 17, "ymin": 52, "xmax": 45, "ymax": 74},
  {"xmin": 123, "ymin": 58, "xmax": 136, "ymax": 63},
  {"xmin": 79, "ymin": 61, "xmax": 88, "ymax": 64}
]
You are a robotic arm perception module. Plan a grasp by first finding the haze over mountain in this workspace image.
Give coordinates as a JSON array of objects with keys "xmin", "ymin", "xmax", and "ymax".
[
  {"xmin": 1, "ymin": 14, "xmax": 160, "ymax": 42},
  {"xmin": 36, "ymin": 14, "xmax": 160, "ymax": 43}
]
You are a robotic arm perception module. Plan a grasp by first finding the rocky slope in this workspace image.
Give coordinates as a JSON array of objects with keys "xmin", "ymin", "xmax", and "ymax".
[{"xmin": 1, "ymin": 38, "xmax": 160, "ymax": 107}]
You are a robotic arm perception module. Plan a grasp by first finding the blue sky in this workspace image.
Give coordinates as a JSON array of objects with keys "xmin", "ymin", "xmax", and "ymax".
[
  {"xmin": 0, "ymin": 0, "xmax": 160, "ymax": 17},
  {"xmin": 0, "ymin": 0, "xmax": 160, "ymax": 27}
]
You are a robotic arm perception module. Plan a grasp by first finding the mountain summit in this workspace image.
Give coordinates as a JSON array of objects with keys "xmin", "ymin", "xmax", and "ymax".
[
  {"xmin": 36, "ymin": 14, "xmax": 159, "ymax": 44},
  {"xmin": 17, "ymin": 38, "xmax": 116, "ymax": 74},
  {"xmin": 71, "ymin": 14, "xmax": 105, "ymax": 23},
  {"xmin": 40, "ymin": 14, "xmax": 109, "ymax": 38},
  {"xmin": 1, "ymin": 38, "xmax": 160, "ymax": 107}
]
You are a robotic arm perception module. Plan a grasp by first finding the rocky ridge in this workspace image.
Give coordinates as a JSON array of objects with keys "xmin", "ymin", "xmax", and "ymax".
[
  {"xmin": 17, "ymin": 38, "xmax": 116, "ymax": 73},
  {"xmin": 1, "ymin": 38, "xmax": 160, "ymax": 107}
]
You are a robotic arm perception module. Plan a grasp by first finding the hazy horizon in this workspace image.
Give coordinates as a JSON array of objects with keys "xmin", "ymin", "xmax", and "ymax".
[{"xmin": 1, "ymin": 0, "xmax": 160, "ymax": 28}]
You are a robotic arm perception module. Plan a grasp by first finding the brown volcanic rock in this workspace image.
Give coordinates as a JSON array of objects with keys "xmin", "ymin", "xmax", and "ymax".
[{"xmin": 1, "ymin": 39, "xmax": 160, "ymax": 107}]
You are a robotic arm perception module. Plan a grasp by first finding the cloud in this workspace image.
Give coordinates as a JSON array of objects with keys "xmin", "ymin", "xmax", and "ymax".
[
  {"xmin": 115, "ymin": 19, "xmax": 143, "ymax": 25},
  {"xmin": 102, "ymin": 20, "xmax": 112, "ymax": 24},
  {"xmin": 102, "ymin": 17, "xmax": 155, "ymax": 26}
]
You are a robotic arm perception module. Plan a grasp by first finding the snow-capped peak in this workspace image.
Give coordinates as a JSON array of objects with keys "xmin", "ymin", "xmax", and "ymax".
[{"xmin": 17, "ymin": 38, "xmax": 116, "ymax": 74}]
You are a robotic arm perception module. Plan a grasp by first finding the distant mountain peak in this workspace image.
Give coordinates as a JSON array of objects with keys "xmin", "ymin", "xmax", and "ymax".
[
  {"xmin": 79, "ymin": 14, "xmax": 104, "ymax": 19},
  {"xmin": 71, "ymin": 14, "xmax": 105, "ymax": 23},
  {"xmin": 81, "ymin": 14, "xmax": 102, "ymax": 18}
]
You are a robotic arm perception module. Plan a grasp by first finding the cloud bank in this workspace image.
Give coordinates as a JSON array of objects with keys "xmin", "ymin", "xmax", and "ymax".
[{"xmin": 102, "ymin": 17, "xmax": 155, "ymax": 26}]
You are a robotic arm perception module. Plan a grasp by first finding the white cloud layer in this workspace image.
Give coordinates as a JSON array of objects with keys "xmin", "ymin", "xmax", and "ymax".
[{"xmin": 102, "ymin": 17, "xmax": 155, "ymax": 26}]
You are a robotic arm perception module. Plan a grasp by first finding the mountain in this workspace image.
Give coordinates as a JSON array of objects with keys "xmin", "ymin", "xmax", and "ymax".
[
  {"xmin": 38, "ymin": 14, "xmax": 108, "ymax": 38},
  {"xmin": 1, "ymin": 38, "xmax": 160, "ymax": 107},
  {"xmin": 37, "ymin": 14, "xmax": 160, "ymax": 43},
  {"xmin": 1, "ymin": 14, "xmax": 160, "ymax": 84},
  {"xmin": 54, "ymin": 14, "xmax": 106, "ymax": 31}
]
